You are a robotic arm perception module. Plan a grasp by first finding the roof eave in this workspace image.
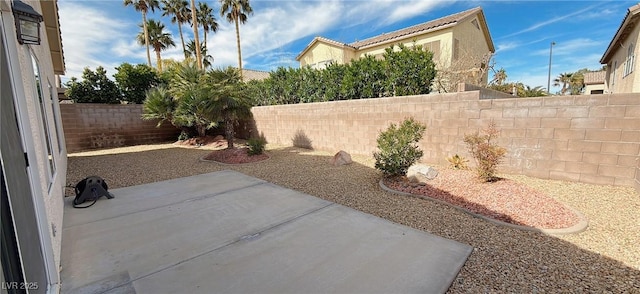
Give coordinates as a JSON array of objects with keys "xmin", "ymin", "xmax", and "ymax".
[
  {"xmin": 600, "ymin": 4, "xmax": 640, "ymax": 64},
  {"xmin": 357, "ymin": 22, "xmax": 458, "ymax": 50},
  {"xmin": 295, "ymin": 37, "xmax": 352, "ymax": 61},
  {"xmin": 41, "ymin": 0, "xmax": 65, "ymax": 75}
]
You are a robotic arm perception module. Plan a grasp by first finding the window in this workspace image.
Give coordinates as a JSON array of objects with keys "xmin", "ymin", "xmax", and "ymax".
[
  {"xmin": 623, "ymin": 43, "xmax": 635, "ymax": 77},
  {"xmin": 31, "ymin": 53, "xmax": 57, "ymax": 190}
]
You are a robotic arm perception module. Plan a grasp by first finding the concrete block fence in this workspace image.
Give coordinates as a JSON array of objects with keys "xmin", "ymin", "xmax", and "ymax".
[
  {"xmin": 60, "ymin": 104, "xmax": 180, "ymax": 153},
  {"xmin": 250, "ymin": 91, "xmax": 640, "ymax": 188}
]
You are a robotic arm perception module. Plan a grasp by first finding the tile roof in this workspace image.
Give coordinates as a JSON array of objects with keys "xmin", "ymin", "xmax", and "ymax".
[
  {"xmin": 349, "ymin": 7, "xmax": 482, "ymax": 48},
  {"xmin": 601, "ymin": 3, "xmax": 640, "ymax": 63},
  {"xmin": 583, "ymin": 71, "xmax": 606, "ymax": 84},
  {"xmin": 242, "ymin": 69, "xmax": 270, "ymax": 81}
]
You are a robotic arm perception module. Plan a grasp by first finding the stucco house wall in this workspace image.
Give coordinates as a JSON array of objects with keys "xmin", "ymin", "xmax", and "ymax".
[
  {"xmin": 299, "ymin": 41, "xmax": 348, "ymax": 68},
  {"xmin": 1, "ymin": 0, "xmax": 66, "ymax": 290},
  {"xmin": 602, "ymin": 4, "xmax": 639, "ymax": 94},
  {"xmin": 354, "ymin": 29, "xmax": 453, "ymax": 66},
  {"xmin": 451, "ymin": 15, "xmax": 492, "ymax": 84}
]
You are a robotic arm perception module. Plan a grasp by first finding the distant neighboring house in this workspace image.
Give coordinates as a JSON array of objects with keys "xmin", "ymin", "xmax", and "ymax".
[
  {"xmin": 600, "ymin": 3, "xmax": 639, "ymax": 93},
  {"xmin": 583, "ymin": 70, "xmax": 606, "ymax": 94},
  {"xmin": 295, "ymin": 7, "xmax": 495, "ymax": 91},
  {"xmin": 1, "ymin": 0, "xmax": 67, "ymax": 292},
  {"xmin": 242, "ymin": 68, "xmax": 270, "ymax": 82}
]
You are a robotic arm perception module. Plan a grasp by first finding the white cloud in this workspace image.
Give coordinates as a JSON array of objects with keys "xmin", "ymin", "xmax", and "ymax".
[
  {"xmin": 499, "ymin": 3, "xmax": 601, "ymax": 39},
  {"xmin": 531, "ymin": 38, "xmax": 603, "ymax": 56},
  {"xmin": 58, "ymin": 2, "xmax": 137, "ymax": 81}
]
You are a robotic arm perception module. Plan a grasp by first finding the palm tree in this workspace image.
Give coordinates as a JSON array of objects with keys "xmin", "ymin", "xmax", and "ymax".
[
  {"xmin": 197, "ymin": 2, "xmax": 218, "ymax": 55},
  {"xmin": 186, "ymin": 40, "xmax": 214, "ymax": 68},
  {"xmin": 124, "ymin": 0, "xmax": 160, "ymax": 67},
  {"xmin": 161, "ymin": 0, "xmax": 191, "ymax": 58},
  {"xmin": 189, "ymin": 0, "xmax": 202, "ymax": 69},
  {"xmin": 219, "ymin": 0, "xmax": 253, "ymax": 78},
  {"xmin": 553, "ymin": 72, "xmax": 573, "ymax": 95},
  {"xmin": 207, "ymin": 67, "xmax": 250, "ymax": 149},
  {"xmin": 137, "ymin": 19, "xmax": 176, "ymax": 72},
  {"xmin": 169, "ymin": 59, "xmax": 217, "ymax": 136}
]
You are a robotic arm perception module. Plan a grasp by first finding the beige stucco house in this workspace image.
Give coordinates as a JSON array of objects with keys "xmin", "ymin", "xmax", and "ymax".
[
  {"xmin": 1, "ymin": 0, "xmax": 66, "ymax": 292},
  {"xmin": 583, "ymin": 70, "xmax": 606, "ymax": 94},
  {"xmin": 295, "ymin": 7, "xmax": 495, "ymax": 90},
  {"xmin": 601, "ymin": 3, "xmax": 639, "ymax": 93}
]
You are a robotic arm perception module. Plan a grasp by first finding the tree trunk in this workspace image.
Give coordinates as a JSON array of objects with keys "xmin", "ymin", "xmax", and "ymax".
[
  {"xmin": 234, "ymin": 17, "xmax": 242, "ymax": 79},
  {"xmin": 143, "ymin": 12, "xmax": 152, "ymax": 67},
  {"xmin": 225, "ymin": 114, "xmax": 234, "ymax": 149},
  {"xmin": 178, "ymin": 22, "xmax": 187, "ymax": 58},
  {"xmin": 197, "ymin": 124, "xmax": 206, "ymax": 137},
  {"xmin": 190, "ymin": 0, "xmax": 202, "ymax": 70},
  {"xmin": 156, "ymin": 49, "xmax": 162, "ymax": 72}
]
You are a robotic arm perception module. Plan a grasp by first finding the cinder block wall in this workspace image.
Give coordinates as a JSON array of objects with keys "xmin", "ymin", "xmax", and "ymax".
[
  {"xmin": 60, "ymin": 104, "xmax": 180, "ymax": 152},
  {"xmin": 251, "ymin": 92, "xmax": 640, "ymax": 188}
]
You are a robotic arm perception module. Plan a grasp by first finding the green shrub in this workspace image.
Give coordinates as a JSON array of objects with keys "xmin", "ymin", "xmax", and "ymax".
[
  {"xmin": 446, "ymin": 154, "xmax": 469, "ymax": 170},
  {"xmin": 177, "ymin": 130, "xmax": 191, "ymax": 141},
  {"xmin": 463, "ymin": 121, "xmax": 507, "ymax": 182},
  {"xmin": 247, "ymin": 137, "xmax": 267, "ymax": 156},
  {"xmin": 373, "ymin": 117, "xmax": 426, "ymax": 177}
]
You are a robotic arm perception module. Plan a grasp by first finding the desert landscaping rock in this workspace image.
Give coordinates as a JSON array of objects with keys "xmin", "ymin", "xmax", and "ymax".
[
  {"xmin": 407, "ymin": 164, "xmax": 439, "ymax": 183},
  {"xmin": 67, "ymin": 144, "xmax": 640, "ymax": 293},
  {"xmin": 331, "ymin": 150, "xmax": 353, "ymax": 166}
]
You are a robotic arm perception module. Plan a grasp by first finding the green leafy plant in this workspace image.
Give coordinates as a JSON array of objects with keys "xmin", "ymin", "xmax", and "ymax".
[
  {"xmin": 246, "ymin": 137, "xmax": 266, "ymax": 156},
  {"xmin": 446, "ymin": 154, "xmax": 469, "ymax": 170},
  {"xmin": 373, "ymin": 117, "xmax": 426, "ymax": 177},
  {"xmin": 463, "ymin": 121, "xmax": 507, "ymax": 182}
]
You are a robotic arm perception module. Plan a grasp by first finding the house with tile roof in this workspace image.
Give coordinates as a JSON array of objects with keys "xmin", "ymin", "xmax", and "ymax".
[
  {"xmin": 583, "ymin": 70, "xmax": 606, "ymax": 94},
  {"xmin": 295, "ymin": 7, "xmax": 495, "ymax": 91},
  {"xmin": 600, "ymin": 3, "xmax": 639, "ymax": 93},
  {"xmin": 242, "ymin": 68, "xmax": 270, "ymax": 81}
]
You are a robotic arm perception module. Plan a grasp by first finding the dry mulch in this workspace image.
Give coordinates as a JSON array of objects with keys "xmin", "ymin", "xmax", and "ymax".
[
  {"xmin": 383, "ymin": 168, "xmax": 580, "ymax": 229},
  {"xmin": 202, "ymin": 147, "xmax": 269, "ymax": 164}
]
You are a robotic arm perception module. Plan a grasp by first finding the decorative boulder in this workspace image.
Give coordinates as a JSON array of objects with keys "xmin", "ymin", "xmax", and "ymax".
[
  {"xmin": 407, "ymin": 164, "xmax": 438, "ymax": 183},
  {"xmin": 331, "ymin": 150, "xmax": 353, "ymax": 166}
]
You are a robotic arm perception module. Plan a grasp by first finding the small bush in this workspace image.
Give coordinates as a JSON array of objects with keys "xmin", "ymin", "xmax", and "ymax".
[
  {"xmin": 292, "ymin": 129, "xmax": 313, "ymax": 149},
  {"xmin": 247, "ymin": 137, "xmax": 266, "ymax": 155},
  {"xmin": 446, "ymin": 154, "xmax": 469, "ymax": 170},
  {"xmin": 373, "ymin": 117, "xmax": 426, "ymax": 177},
  {"xmin": 463, "ymin": 121, "xmax": 507, "ymax": 182},
  {"xmin": 177, "ymin": 130, "xmax": 191, "ymax": 141}
]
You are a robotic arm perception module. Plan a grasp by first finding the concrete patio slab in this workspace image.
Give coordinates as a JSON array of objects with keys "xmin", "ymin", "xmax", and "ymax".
[{"xmin": 61, "ymin": 170, "xmax": 472, "ymax": 294}]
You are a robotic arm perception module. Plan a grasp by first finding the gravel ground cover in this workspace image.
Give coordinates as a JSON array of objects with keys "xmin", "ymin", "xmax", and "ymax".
[{"xmin": 67, "ymin": 144, "xmax": 640, "ymax": 293}]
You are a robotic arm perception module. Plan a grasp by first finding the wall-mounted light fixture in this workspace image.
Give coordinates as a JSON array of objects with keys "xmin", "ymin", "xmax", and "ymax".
[{"xmin": 12, "ymin": 0, "xmax": 43, "ymax": 45}]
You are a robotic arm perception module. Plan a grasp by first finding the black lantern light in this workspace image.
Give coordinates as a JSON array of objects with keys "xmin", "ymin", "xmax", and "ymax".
[{"xmin": 12, "ymin": 0, "xmax": 44, "ymax": 45}]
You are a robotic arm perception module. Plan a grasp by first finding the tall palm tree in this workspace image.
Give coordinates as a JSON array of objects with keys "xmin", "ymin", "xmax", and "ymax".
[
  {"xmin": 189, "ymin": 0, "xmax": 202, "ymax": 69},
  {"xmin": 553, "ymin": 72, "xmax": 573, "ymax": 95},
  {"xmin": 197, "ymin": 2, "xmax": 218, "ymax": 55},
  {"xmin": 186, "ymin": 39, "xmax": 214, "ymax": 68},
  {"xmin": 219, "ymin": 0, "xmax": 253, "ymax": 78},
  {"xmin": 137, "ymin": 19, "xmax": 176, "ymax": 72},
  {"xmin": 207, "ymin": 66, "xmax": 251, "ymax": 149},
  {"xmin": 124, "ymin": 0, "xmax": 160, "ymax": 67},
  {"xmin": 161, "ymin": 0, "xmax": 191, "ymax": 58}
]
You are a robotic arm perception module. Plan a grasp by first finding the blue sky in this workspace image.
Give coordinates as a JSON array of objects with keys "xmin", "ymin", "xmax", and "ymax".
[{"xmin": 58, "ymin": 0, "xmax": 637, "ymax": 93}]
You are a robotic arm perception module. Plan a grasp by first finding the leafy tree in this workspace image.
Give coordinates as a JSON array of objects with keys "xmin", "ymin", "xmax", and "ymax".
[
  {"xmin": 142, "ymin": 86, "xmax": 176, "ymax": 126},
  {"xmin": 65, "ymin": 66, "xmax": 121, "ymax": 104},
  {"xmin": 114, "ymin": 63, "xmax": 160, "ymax": 104},
  {"xmin": 219, "ymin": 0, "xmax": 253, "ymax": 78},
  {"xmin": 186, "ymin": 39, "xmax": 214, "ymax": 68},
  {"xmin": 161, "ymin": 0, "xmax": 191, "ymax": 58},
  {"xmin": 208, "ymin": 67, "xmax": 252, "ymax": 149},
  {"xmin": 168, "ymin": 59, "xmax": 216, "ymax": 136},
  {"xmin": 124, "ymin": 0, "xmax": 160, "ymax": 67},
  {"xmin": 384, "ymin": 43, "xmax": 436, "ymax": 96},
  {"xmin": 138, "ymin": 19, "xmax": 175, "ymax": 72},
  {"xmin": 553, "ymin": 72, "xmax": 573, "ymax": 95},
  {"xmin": 197, "ymin": 2, "xmax": 218, "ymax": 54}
]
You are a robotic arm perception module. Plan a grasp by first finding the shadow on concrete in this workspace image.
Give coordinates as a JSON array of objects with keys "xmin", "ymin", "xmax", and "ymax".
[{"xmin": 65, "ymin": 145, "xmax": 640, "ymax": 292}]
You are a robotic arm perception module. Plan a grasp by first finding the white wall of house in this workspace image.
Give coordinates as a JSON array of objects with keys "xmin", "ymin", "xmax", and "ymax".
[
  {"xmin": 604, "ymin": 21, "xmax": 639, "ymax": 93},
  {"xmin": 1, "ymin": 0, "xmax": 66, "ymax": 290}
]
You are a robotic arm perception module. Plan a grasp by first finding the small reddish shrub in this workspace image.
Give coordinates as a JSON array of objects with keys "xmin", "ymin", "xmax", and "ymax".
[{"xmin": 463, "ymin": 121, "xmax": 507, "ymax": 182}]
